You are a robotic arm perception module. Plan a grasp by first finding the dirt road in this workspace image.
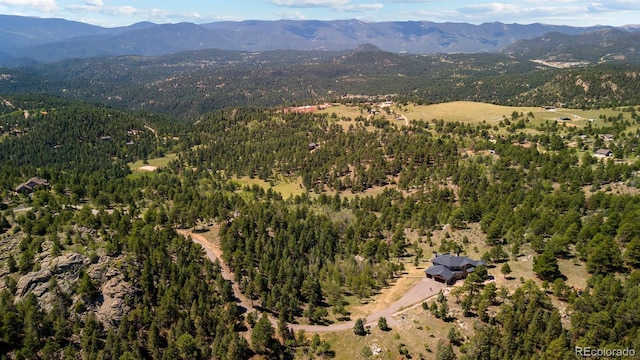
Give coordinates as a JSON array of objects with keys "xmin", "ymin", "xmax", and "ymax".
[{"xmin": 178, "ymin": 229, "xmax": 445, "ymax": 332}]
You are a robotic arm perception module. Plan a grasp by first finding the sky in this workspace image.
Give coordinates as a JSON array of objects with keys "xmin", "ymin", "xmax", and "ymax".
[{"xmin": 1, "ymin": 0, "xmax": 639, "ymax": 28}]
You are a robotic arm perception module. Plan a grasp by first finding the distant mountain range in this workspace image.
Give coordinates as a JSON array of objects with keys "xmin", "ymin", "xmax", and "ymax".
[
  {"xmin": 2, "ymin": 15, "xmax": 638, "ymax": 66},
  {"xmin": 503, "ymin": 28, "xmax": 640, "ymax": 63}
]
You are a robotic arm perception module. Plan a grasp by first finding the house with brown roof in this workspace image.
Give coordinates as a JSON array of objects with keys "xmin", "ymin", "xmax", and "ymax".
[{"xmin": 15, "ymin": 177, "xmax": 49, "ymax": 193}]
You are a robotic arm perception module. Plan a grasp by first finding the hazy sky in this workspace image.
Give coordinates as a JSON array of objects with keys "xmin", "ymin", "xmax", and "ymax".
[{"xmin": 1, "ymin": 0, "xmax": 639, "ymax": 28}]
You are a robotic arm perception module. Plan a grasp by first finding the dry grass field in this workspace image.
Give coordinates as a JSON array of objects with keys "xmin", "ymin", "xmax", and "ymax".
[
  {"xmin": 402, "ymin": 102, "xmax": 540, "ymax": 125},
  {"xmin": 232, "ymin": 175, "xmax": 307, "ymax": 198},
  {"xmin": 320, "ymin": 101, "xmax": 638, "ymax": 133},
  {"xmin": 320, "ymin": 305, "xmax": 463, "ymax": 360},
  {"xmin": 128, "ymin": 153, "xmax": 177, "ymax": 172}
]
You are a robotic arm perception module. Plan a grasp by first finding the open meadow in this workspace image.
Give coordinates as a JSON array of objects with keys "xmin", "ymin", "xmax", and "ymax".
[
  {"xmin": 128, "ymin": 153, "xmax": 177, "ymax": 172},
  {"xmin": 232, "ymin": 176, "xmax": 307, "ymax": 198},
  {"xmin": 320, "ymin": 101, "xmax": 639, "ymax": 133}
]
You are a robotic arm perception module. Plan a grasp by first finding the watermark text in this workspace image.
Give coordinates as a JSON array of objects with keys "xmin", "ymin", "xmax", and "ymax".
[{"xmin": 575, "ymin": 346, "xmax": 635, "ymax": 358}]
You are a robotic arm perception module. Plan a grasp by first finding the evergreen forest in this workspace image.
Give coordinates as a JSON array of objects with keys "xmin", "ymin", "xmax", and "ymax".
[{"xmin": 1, "ymin": 39, "xmax": 640, "ymax": 360}]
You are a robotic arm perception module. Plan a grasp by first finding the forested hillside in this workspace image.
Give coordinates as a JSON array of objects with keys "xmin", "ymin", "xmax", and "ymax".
[
  {"xmin": 503, "ymin": 29, "xmax": 640, "ymax": 64},
  {"xmin": 3, "ymin": 38, "xmax": 640, "ymax": 120},
  {"xmin": 2, "ymin": 23, "xmax": 640, "ymax": 358},
  {"xmin": 2, "ymin": 89, "xmax": 640, "ymax": 358}
]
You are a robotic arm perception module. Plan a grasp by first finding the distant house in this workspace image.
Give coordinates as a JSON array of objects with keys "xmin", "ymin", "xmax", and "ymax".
[
  {"xmin": 15, "ymin": 177, "xmax": 49, "ymax": 193},
  {"xmin": 308, "ymin": 142, "xmax": 318, "ymax": 151},
  {"xmin": 425, "ymin": 254, "xmax": 485, "ymax": 285},
  {"xmin": 594, "ymin": 149, "xmax": 613, "ymax": 158},
  {"xmin": 601, "ymin": 134, "xmax": 615, "ymax": 142}
]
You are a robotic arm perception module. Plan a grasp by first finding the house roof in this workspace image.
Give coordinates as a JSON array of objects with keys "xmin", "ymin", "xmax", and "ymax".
[
  {"xmin": 432, "ymin": 254, "xmax": 485, "ymax": 268},
  {"xmin": 425, "ymin": 265, "xmax": 455, "ymax": 281},
  {"xmin": 15, "ymin": 177, "xmax": 49, "ymax": 192},
  {"xmin": 595, "ymin": 148, "xmax": 613, "ymax": 156}
]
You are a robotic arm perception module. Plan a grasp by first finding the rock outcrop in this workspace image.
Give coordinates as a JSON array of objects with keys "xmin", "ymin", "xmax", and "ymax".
[
  {"xmin": 16, "ymin": 252, "xmax": 89, "ymax": 307},
  {"xmin": 15, "ymin": 251, "xmax": 137, "ymax": 326},
  {"xmin": 15, "ymin": 267, "xmax": 52, "ymax": 300},
  {"xmin": 96, "ymin": 270, "xmax": 137, "ymax": 326}
]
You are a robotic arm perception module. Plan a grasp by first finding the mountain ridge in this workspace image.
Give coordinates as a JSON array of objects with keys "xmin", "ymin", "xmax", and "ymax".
[
  {"xmin": 0, "ymin": 15, "xmax": 632, "ymax": 66},
  {"xmin": 503, "ymin": 28, "xmax": 640, "ymax": 63}
]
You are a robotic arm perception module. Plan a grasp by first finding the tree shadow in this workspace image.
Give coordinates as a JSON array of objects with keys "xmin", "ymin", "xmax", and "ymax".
[{"xmin": 443, "ymin": 315, "xmax": 457, "ymax": 323}]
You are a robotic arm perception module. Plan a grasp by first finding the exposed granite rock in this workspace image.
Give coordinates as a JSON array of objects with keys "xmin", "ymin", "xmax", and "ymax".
[
  {"xmin": 0, "ymin": 232, "xmax": 23, "ymax": 262},
  {"xmin": 96, "ymin": 271, "xmax": 137, "ymax": 326},
  {"xmin": 15, "ymin": 252, "xmax": 89, "ymax": 310},
  {"xmin": 53, "ymin": 252, "xmax": 88, "ymax": 273},
  {"xmin": 9, "ymin": 235, "xmax": 136, "ymax": 327},
  {"xmin": 15, "ymin": 267, "xmax": 52, "ymax": 300}
]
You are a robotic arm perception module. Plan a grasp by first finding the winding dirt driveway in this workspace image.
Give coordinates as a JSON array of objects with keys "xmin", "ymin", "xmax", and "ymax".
[{"xmin": 178, "ymin": 229, "xmax": 445, "ymax": 332}]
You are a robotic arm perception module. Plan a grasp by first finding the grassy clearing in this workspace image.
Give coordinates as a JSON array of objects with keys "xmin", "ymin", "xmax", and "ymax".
[
  {"xmin": 414, "ymin": 223, "xmax": 587, "ymax": 294},
  {"xmin": 333, "ymin": 185, "xmax": 396, "ymax": 200},
  {"xmin": 321, "ymin": 105, "xmax": 398, "ymax": 132},
  {"xmin": 322, "ymin": 105, "xmax": 365, "ymax": 120},
  {"xmin": 342, "ymin": 262, "xmax": 426, "ymax": 321},
  {"xmin": 321, "ymin": 303, "xmax": 465, "ymax": 360},
  {"xmin": 401, "ymin": 102, "xmax": 538, "ymax": 125},
  {"xmin": 232, "ymin": 176, "xmax": 306, "ymax": 198},
  {"xmin": 402, "ymin": 102, "xmax": 636, "ymax": 128},
  {"xmin": 194, "ymin": 228, "xmax": 217, "ymax": 243},
  {"xmin": 558, "ymin": 258, "xmax": 590, "ymax": 290},
  {"xmin": 128, "ymin": 153, "xmax": 177, "ymax": 171},
  {"xmin": 321, "ymin": 101, "xmax": 638, "ymax": 133}
]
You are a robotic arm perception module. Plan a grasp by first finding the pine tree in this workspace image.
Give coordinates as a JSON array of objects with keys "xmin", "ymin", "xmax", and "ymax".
[
  {"xmin": 436, "ymin": 341, "xmax": 457, "ymax": 360},
  {"xmin": 533, "ymin": 251, "xmax": 561, "ymax": 281},
  {"xmin": 378, "ymin": 317, "xmax": 389, "ymax": 331},
  {"xmin": 251, "ymin": 314, "xmax": 275, "ymax": 355},
  {"xmin": 501, "ymin": 262, "xmax": 512, "ymax": 279},
  {"xmin": 353, "ymin": 318, "xmax": 366, "ymax": 336}
]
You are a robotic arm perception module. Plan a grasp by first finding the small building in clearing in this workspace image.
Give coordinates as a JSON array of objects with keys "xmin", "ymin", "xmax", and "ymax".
[{"xmin": 594, "ymin": 149, "xmax": 613, "ymax": 158}]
